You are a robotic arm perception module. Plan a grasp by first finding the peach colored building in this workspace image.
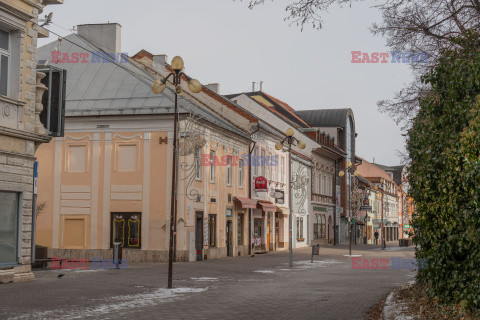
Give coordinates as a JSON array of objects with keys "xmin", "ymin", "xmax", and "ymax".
[{"xmin": 35, "ymin": 23, "xmax": 257, "ymax": 262}]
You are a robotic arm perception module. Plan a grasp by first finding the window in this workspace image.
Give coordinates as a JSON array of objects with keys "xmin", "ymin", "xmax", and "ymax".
[
  {"xmin": 274, "ymin": 156, "xmax": 279, "ymax": 182},
  {"xmin": 323, "ymin": 175, "xmax": 327, "ymax": 196},
  {"xmin": 237, "ymin": 213, "xmax": 244, "ymax": 245},
  {"xmin": 210, "ymin": 150, "xmax": 215, "ymax": 183},
  {"xmin": 0, "ymin": 29, "xmax": 10, "ymax": 96},
  {"xmin": 118, "ymin": 144, "xmax": 137, "ymax": 171},
  {"xmin": 111, "ymin": 213, "xmax": 141, "ymax": 248},
  {"xmin": 208, "ymin": 215, "xmax": 216, "ymax": 247},
  {"xmin": 268, "ymin": 153, "xmax": 272, "ymax": 180},
  {"xmin": 313, "ymin": 215, "xmax": 326, "ymax": 240},
  {"xmin": 68, "ymin": 145, "xmax": 87, "ymax": 172},
  {"xmin": 253, "ymin": 148, "xmax": 258, "ymax": 176},
  {"xmin": 318, "ymin": 174, "xmax": 322, "ymax": 195},
  {"xmin": 280, "ymin": 157, "xmax": 285, "ymax": 183},
  {"xmin": 227, "ymin": 156, "xmax": 232, "ymax": 186},
  {"xmin": 261, "ymin": 149, "xmax": 265, "ymax": 177},
  {"xmin": 0, "ymin": 192, "xmax": 19, "ymax": 266},
  {"xmin": 239, "ymin": 159, "xmax": 244, "ymax": 188},
  {"xmin": 296, "ymin": 217, "xmax": 304, "ymax": 240},
  {"xmin": 195, "ymin": 148, "xmax": 201, "ymax": 180},
  {"xmin": 312, "ymin": 172, "xmax": 316, "ymax": 193}
]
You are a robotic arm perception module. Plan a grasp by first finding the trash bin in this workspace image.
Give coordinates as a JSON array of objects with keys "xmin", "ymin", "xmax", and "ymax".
[
  {"xmin": 312, "ymin": 244, "xmax": 320, "ymax": 255},
  {"xmin": 113, "ymin": 242, "xmax": 123, "ymax": 269}
]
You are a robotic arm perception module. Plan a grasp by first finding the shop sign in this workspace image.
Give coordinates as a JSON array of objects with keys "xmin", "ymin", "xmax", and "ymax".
[
  {"xmin": 360, "ymin": 205, "xmax": 372, "ymax": 211},
  {"xmin": 336, "ymin": 206, "xmax": 343, "ymax": 214},
  {"xmin": 274, "ymin": 189, "xmax": 284, "ymax": 204},
  {"xmin": 254, "ymin": 176, "xmax": 268, "ymax": 192},
  {"xmin": 403, "ymin": 225, "xmax": 411, "ymax": 229},
  {"xmin": 226, "ymin": 208, "xmax": 232, "ymax": 217},
  {"xmin": 313, "ymin": 206, "xmax": 327, "ymax": 212}
]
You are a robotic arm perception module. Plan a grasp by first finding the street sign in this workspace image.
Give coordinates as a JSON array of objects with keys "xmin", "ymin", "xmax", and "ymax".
[
  {"xmin": 403, "ymin": 225, "xmax": 411, "ymax": 229},
  {"xmin": 33, "ymin": 161, "xmax": 38, "ymax": 195}
]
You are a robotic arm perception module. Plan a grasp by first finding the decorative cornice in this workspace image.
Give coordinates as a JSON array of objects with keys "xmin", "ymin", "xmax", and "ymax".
[
  {"xmin": 0, "ymin": 2, "xmax": 36, "ymax": 22},
  {"xmin": 0, "ymin": 95, "xmax": 26, "ymax": 107},
  {"xmin": 0, "ymin": 126, "xmax": 50, "ymax": 143},
  {"xmin": 65, "ymin": 135, "xmax": 92, "ymax": 141},
  {"xmin": 113, "ymin": 133, "xmax": 142, "ymax": 140}
]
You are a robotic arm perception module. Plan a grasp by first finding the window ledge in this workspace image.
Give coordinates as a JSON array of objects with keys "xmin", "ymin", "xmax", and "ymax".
[{"xmin": 297, "ymin": 238, "xmax": 305, "ymax": 242}]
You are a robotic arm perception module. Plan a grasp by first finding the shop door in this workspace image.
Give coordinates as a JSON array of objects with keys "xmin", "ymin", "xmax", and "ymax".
[
  {"xmin": 195, "ymin": 212, "xmax": 203, "ymax": 261},
  {"xmin": 275, "ymin": 213, "xmax": 279, "ymax": 250},
  {"xmin": 267, "ymin": 216, "xmax": 271, "ymax": 251},
  {"xmin": 226, "ymin": 220, "xmax": 233, "ymax": 257}
]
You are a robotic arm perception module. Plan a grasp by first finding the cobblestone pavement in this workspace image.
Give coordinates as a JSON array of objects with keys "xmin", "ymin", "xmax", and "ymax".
[{"xmin": 1, "ymin": 243, "xmax": 415, "ymax": 320}]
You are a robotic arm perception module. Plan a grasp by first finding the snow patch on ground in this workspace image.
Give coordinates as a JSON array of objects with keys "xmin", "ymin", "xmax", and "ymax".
[
  {"xmin": 382, "ymin": 290, "xmax": 415, "ymax": 320},
  {"xmin": 191, "ymin": 277, "xmax": 218, "ymax": 281},
  {"xmin": 293, "ymin": 260, "xmax": 341, "ymax": 269},
  {"xmin": 8, "ymin": 287, "xmax": 207, "ymax": 320},
  {"xmin": 253, "ymin": 270, "xmax": 276, "ymax": 274},
  {"xmin": 343, "ymin": 255, "xmax": 363, "ymax": 257}
]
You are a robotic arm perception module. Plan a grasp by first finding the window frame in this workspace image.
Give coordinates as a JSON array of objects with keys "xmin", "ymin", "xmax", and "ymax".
[
  {"xmin": 296, "ymin": 216, "xmax": 304, "ymax": 240},
  {"xmin": 0, "ymin": 28, "xmax": 10, "ymax": 97},
  {"xmin": 226, "ymin": 155, "xmax": 232, "ymax": 186},
  {"xmin": 209, "ymin": 150, "xmax": 215, "ymax": 183},
  {"xmin": 239, "ymin": 159, "xmax": 244, "ymax": 188},
  {"xmin": 195, "ymin": 147, "xmax": 202, "ymax": 181},
  {"xmin": 0, "ymin": 191, "xmax": 22, "ymax": 268},
  {"xmin": 237, "ymin": 213, "xmax": 244, "ymax": 245}
]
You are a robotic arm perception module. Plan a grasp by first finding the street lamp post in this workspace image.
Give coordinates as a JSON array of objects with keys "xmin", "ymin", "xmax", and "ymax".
[
  {"xmin": 338, "ymin": 161, "xmax": 360, "ymax": 256},
  {"xmin": 276, "ymin": 128, "xmax": 306, "ymax": 268},
  {"xmin": 380, "ymin": 178, "xmax": 386, "ymax": 250},
  {"xmin": 151, "ymin": 56, "xmax": 202, "ymax": 289}
]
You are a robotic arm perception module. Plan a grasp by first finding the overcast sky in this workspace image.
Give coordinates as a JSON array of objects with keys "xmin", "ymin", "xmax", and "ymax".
[{"xmin": 39, "ymin": 0, "xmax": 413, "ymax": 165}]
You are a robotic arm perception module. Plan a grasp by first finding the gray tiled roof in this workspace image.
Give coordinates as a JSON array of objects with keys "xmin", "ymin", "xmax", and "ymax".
[
  {"xmin": 36, "ymin": 34, "xmax": 250, "ymax": 138},
  {"xmin": 295, "ymin": 109, "xmax": 352, "ymax": 128}
]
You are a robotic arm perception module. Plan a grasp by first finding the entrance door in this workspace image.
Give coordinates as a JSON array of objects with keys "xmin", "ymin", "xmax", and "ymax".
[
  {"xmin": 275, "ymin": 213, "xmax": 279, "ymax": 250},
  {"xmin": 226, "ymin": 220, "xmax": 233, "ymax": 257},
  {"xmin": 267, "ymin": 215, "xmax": 271, "ymax": 251},
  {"xmin": 195, "ymin": 212, "xmax": 203, "ymax": 261}
]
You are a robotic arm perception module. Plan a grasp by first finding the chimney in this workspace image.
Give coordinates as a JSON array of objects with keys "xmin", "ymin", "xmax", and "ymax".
[
  {"xmin": 77, "ymin": 23, "xmax": 122, "ymax": 53},
  {"xmin": 153, "ymin": 54, "xmax": 168, "ymax": 65},
  {"xmin": 206, "ymin": 83, "xmax": 220, "ymax": 94}
]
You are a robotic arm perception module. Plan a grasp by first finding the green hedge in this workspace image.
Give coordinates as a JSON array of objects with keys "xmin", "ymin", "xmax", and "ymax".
[{"xmin": 408, "ymin": 34, "xmax": 480, "ymax": 312}]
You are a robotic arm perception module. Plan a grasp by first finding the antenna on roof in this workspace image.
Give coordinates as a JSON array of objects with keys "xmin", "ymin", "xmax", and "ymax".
[
  {"xmin": 260, "ymin": 81, "xmax": 263, "ymax": 91},
  {"xmin": 252, "ymin": 82, "xmax": 256, "ymax": 92},
  {"xmin": 373, "ymin": 157, "xmax": 375, "ymax": 163}
]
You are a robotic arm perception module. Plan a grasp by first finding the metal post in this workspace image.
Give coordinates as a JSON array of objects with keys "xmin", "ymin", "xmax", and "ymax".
[
  {"xmin": 381, "ymin": 190, "xmax": 386, "ymax": 250},
  {"xmin": 288, "ymin": 140, "xmax": 293, "ymax": 268},
  {"xmin": 167, "ymin": 77, "xmax": 179, "ymax": 289}
]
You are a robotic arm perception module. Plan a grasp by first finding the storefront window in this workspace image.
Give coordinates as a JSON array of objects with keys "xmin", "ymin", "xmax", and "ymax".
[
  {"xmin": 209, "ymin": 215, "xmax": 216, "ymax": 247},
  {"xmin": 313, "ymin": 214, "xmax": 326, "ymax": 240},
  {"xmin": 296, "ymin": 217, "xmax": 304, "ymax": 239},
  {"xmin": 111, "ymin": 213, "xmax": 141, "ymax": 248},
  {"xmin": 0, "ymin": 192, "xmax": 19, "ymax": 266},
  {"xmin": 238, "ymin": 214, "xmax": 243, "ymax": 245},
  {"xmin": 254, "ymin": 218, "xmax": 262, "ymax": 247}
]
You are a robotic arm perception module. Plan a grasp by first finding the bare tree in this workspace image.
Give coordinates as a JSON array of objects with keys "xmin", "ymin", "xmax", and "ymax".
[
  {"xmin": 243, "ymin": 0, "xmax": 480, "ymax": 127},
  {"xmin": 35, "ymin": 201, "xmax": 47, "ymax": 219}
]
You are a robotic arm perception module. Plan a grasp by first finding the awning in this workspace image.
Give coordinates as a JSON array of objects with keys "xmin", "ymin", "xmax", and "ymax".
[
  {"xmin": 258, "ymin": 201, "xmax": 276, "ymax": 213},
  {"xmin": 235, "ymin": 197, "xmax": 257, "ymax": 209}
]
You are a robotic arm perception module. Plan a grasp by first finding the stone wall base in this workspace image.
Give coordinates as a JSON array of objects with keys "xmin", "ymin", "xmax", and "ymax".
[
  {"xmin": 0, "ymin": 267, "xmax": 34, "ymax": 284},
  {"xmin": 47, "ymin": 249, "xmax": 190, "ymax": 263}
]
